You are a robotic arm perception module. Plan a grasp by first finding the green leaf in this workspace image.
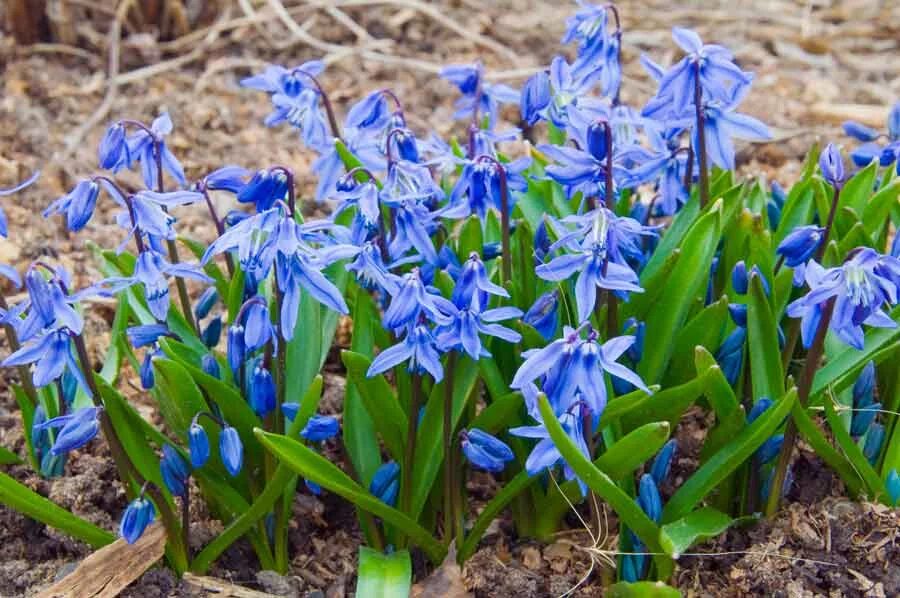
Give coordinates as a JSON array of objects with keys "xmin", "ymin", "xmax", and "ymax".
[
  {"xmin": 607, "ymin": 582, "xmax": 682, "ymax": 598},
  {"xmin": 356, "ymin": 547, "xmax": 412, "ymax": 598},
  {"xmin": 663, "ymin": 387, "xmax": 797, "ymax": 522},
  {"xmin": 470, "ymin": 392, "xmax": 523, "ymax": 435},
  {"xmin": 838, "ymin": 160, "xmax": 878, "ymax": 217},
  {"xmin": 256, "ymin": 430, "xmax": 446, "ymax": 564},
  {"xmin": 456, "ymin": 215, "xmax": 484, "ymax": 261},
  {"xmin": 659, "ymin": 507, "xmax": 734, "ymax": 558},
  {"xmin": 823, "ymin": 395, "xmax": 887, "ymax": 501},
  {"xmin": 99, "ymin": 299, "xmax": 130, "ymax": 384},
  {"xmin": 619, "ymin": 375, "xmax": 707, "ymax": 433},
  {"xmin": 774, "ymin": 178, "xmax": 816, "ymax": 245},
  {"xmin": 639, "ymin": 200, "xmax": 723, "ymax": 383},
  {"xmin": 226, "ymin": 268, "xmax": 245, "ymax": 324},
  {"xmin": 537, "ymin": 395, "xmax": 673, "ymax": 580},
  {"xmin": 862, "ymin": 180, "xmax": 900, "ymax": 242},
  {"xmin": 179, "ymin": 235, "xmax": 229, "ymax": 300},
  {"xmin": 342, "ymin": 351, "xmax": 407, "ymax": 463},
  {"xmin": 0, "ymin": 446, "xmax": 22, "ymax": 465},
  {"xmin": 12, "ymin": 386, "xmax": 38, "ymax": 470},
  {"xmin": 746, "ymin": 274, "xmax": 784, "ymax": 401},
  {"xmin": 663, "ymin": 297, "xmax": 729, "ymax": 387},
  {"xmin": 790, "ymin": 402, "xmax": 863, "ymax": 497},
  {"xmin": 0, "ymin": 472, "xmax": 114, "ymax": 549}
]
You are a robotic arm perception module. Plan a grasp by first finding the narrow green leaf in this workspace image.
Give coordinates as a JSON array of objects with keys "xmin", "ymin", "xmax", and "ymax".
[
  {"xmin": 823, "ymin": 396, "xmax": 887, "ymax": 501},
  {"xmin": 862, "ymin": 180, "xmax": 900, "ymax": 242},
  {"xmin": 356, "ymin": 547, "xmax": 412, "ymax": 598},
  {"xmin": 663, "ymin": 297, "xmax": 728, "ymax": 387},
  {"xmin": 0, "ymin": 472, "xmax": 114, "ymax": 548},
  {"xmin": 659, "ymin": 507, "xmax": 734, "ymax": 558},
  {"xmin": 256, "ymin": 430, "xmax": 446, "ymax": 564},
  {"xmin": 620, "ymin": 375, "xmax": 707, "ymax": 433},
  {"xmin": 838, "ymin": 160, "xmax": 878, "ymax": 216},
  {"xmin": 607, "ymin": 582, "xmax": 682, "ymax": 598},
  {"xmin": 663, "ymin": 388, "xmax": 797, "ymax": 522},
  {"xmin": 746, "ymin": 274, "xmax": 784, "ymax": 401},
  {"xmin": 791, "ymin": 402, "xmax": 863, "ymax": 497},
  {"xmin": 99, "ymin": 299, "xmax": 130, "ymax": 384},
  {"xmin": 12, "ymin": 386, "xmax": 38, "ymax": 470},
  {"xmin": 537, "ymin": 395, "xmax": 673, "ymax": 580},
  {"xmin": 342, "ymin": 351, "xmax": 407, "ymax": 463},
  {"xmin": 0, "ymin": 446, "xmax": 22, "ymax": 465},
  {"xmin": 345, "ymin": 288, "xmax": 382, "ymax": 486}
]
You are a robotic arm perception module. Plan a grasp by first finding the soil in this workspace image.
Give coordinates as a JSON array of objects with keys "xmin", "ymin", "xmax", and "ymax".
[{"xmin": 1, "ymin": 1, "xmax": 900, "ymax": 596}]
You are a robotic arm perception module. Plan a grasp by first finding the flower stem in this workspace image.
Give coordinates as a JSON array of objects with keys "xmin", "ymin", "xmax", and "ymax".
[
  {"xmin": 765, "ymin": 298, "xmax": 835, "ymax": 517},
  {"xmin": 401, "ymin": 373, "xmax": 423, "ymax": 534},
  {"xmin": 443, "ymin": 352, "xmax": 456, "ymax": 543},
  {"xmin": 293, "ymin": 69, "xmax": 342, "ymax": 142},
  {"xmin": 181, "ymin": 482, "xmax": 191, "ymax": 560},
  {"xmin": 498, "ymin": 163, "xmax": 512, "ymax": 285},
  {"xmin": 693, "ymin": 62, "xmax": 710, "ymax": 209},
  {"xmin": 199, "ymin": 186, "xmax": 234, "ymax": 276}
]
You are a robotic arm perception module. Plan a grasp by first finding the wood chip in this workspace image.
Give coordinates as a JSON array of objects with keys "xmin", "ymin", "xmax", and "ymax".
[
  {"xmin": 412, "ymin": 544, "xmax": 472, "ymax": 598},
  {"xmin": 35, "ymin": 523, "xmax": 166, "ymax": 598},
  {"xmin": 182, "ymin": 574, "xmax": 283, "ymax": 597}
]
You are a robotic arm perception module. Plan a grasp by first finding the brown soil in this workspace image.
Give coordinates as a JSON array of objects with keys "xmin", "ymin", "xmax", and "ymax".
[{"xmin": 1, "ymin": 1, "xmax": 899, "ymax": 596}]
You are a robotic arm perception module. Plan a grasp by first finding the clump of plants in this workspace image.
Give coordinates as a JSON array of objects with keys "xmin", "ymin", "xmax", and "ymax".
[{"xmin": 1, "ymin": 2, "xmax": 899, "ymax": 593}]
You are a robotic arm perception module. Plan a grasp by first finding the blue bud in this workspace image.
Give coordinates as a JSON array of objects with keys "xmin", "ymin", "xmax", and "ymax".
[
  {"xmin": 227, "ymin": 325, "xmax": 246, "ymax": 377},
  {"xmin": 140, "ymin": 350, "xmax": 156, "ymax": 390},
  {"xmin": 747, "ymin": 398, "xmax": 773, "ymax": 424},
  {"xmin": 886, "ymin": 469, "xmax": 900, "ymax": 506},
  {"xmin": 731, "ymin": 261, "xmax": 748, "ymax": 295},
  {"xmin": 98, "ymin": 122, "xmax": 127, "ymax": 170},
  {"xmin": 880, "ymin": 146, "xmax": 897, "ymax": 167},
  {"xmin": 305, "ymin": 479, "xmax": 322, "ymax": 495},
  {"xmin": 219, "ymin": 425, "xmax": 243, "ymax": 476},
  {"xmin": 127, "ymin": 324, "xmax": 170, "ymax": 348},
  {"xmin": 716, "ymin": 327, "xmax": 746, "ymax": 386},
  {"xmin": 524, "ymin": 290, "xmax": 559, "ymax": 340},
  {"xmin": 238, "ymin": 169, "xmax": 284, "ymax": 211},
  {"xmin": 369, "ymin": 461, "xmax": 400, "ymax": 506},
  {"xmin": 850, "ymin": 402, "xmax": 879, "ymax": 438},
  {"xmin": 620, "ymin": 553, "xmax": 643, "ymax": 583},
  {"xmin": 766, "ymin": 199, "xmax": 781, "ymax": 231},
  {"xmin": 201, "ymin": 316, "xmax": 223, "ymax": 348},
  {"xmin": 194, "ymin": 287, "xmax": 219, "ymax": 320},
  {"xmin": 756, "ymin": 434, "xmax": 783, "ymax": 464},
  {"xmin": 853, "ymin": 361, "xmax": 876, "ymax": 409},
  {"xmin": 637, "ymin": 474, "xmax": 662, "ymax": 523},
  {"xmin": 863, "ymin": 423, "xmax": 885, "ymax": 465},
  {"xmin": 770, "ymin": 181, "xmax": 786, "ymax": 207},
  {"xmin": 728, "ymin": 303, "xmax": 747, "ymax": 327},
  {"xmin": 301, "ymin": 415, "xmax": 340, "ymax": 442},
  {"xmin": 623, "ymin": 318, "xmax": 646, "ymax": 363},
  {"xmin": 481, "ymin": 242, "xmax": 502, "ymax": 261},
  {"xmin": 586, "ymin": 121, "xmax": 609, "ymax": 162},
  {"xmin": 188, "ymin": 422, "xmax": 210, "ymax": 468},
  {"xmin": 520, "ymin": 70, "xmax": 550, "ymax": 125},
  {"xmin": 533, "ymin": 220, "xmax": 551, "ymax": 261},
  {"xmin": 842, "ymin": 120, "xmax": 880, "ymax": 142},
  {"xmin": 243, "ymin": 303, "xmax": 273, "ymax": 352},
  {"xmin": 201, "ymin": 353, "xmax": 221, "ymax": 379},
  {"xmin": 461, "ymin": 428, "xmax": 514, "ymax": 473},
  {"xmin": 31, "ymin": 405, "xmax": 48, "ymax": 454},
  {"xmin": 60, "ymin": 370, "xmax": 78, "ymax": 407},
  {"xmin": 281, "ymin": 402, "xmax": 299, "ymax": 421},
  {"xmin": 160, "ymin": 444, "xmax": 190, "ymax": 497},
  {"xmin": 777, "ymin": 226, "xmax": 824, "ymax": 267},
  {"xmin": 819, "ymin": 143, "xmax": 845, "ymax": 188},
  {"xmin": 749, "ymin": 266, "xmax": 770, "ymax": 296},
  {"xmin": 649, "ymin": 439, "xmax": 676, "ymax": 485},
  {"xmin": 119, "ymin": 497, "xmax": 155, "ymax": 544},
  {"xmin": 249, "ymin": 366, "xmax": 276, "ymax": 417}
]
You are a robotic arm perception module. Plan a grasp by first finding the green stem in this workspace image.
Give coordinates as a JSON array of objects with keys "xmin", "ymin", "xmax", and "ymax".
[
  {"xmin": 273, "ymin": 284, "xmax": 290, "ymax": 572},
  {"xmin": 443, "ymin": 353, "xmax": 456, "ymax": 543},
  {"xmin": 765, "ymin": 298, "xmax": 835, "ymax": 517},
  {"xmin": 401, "ymin": 373, "xmax": 423, "ymax": 540}
]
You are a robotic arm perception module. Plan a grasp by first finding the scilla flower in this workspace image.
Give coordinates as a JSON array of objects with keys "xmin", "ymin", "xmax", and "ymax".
[
  {"xmin": 34, "ymin": 406, "xmax": 101, "ymax": 456},
  {"xmin": 787, "ymin": 249, "xmax": 900, "ymax": 349},
  {"xmin": 843, "ymin": 102, "xmax": 900, "ymax": 170},
  {"xmin": 440, "ymin": 61, "xmax": 519, "ymax": 127},
  {"xmin": 369, "ymin": 461, "xmax": 400, "ymax": 506},
  {"xmin": 119, "ymin": 497, "xmax": 155, "ymax": 544},
  {"xmin": 301, "ymin": 415, "xmax": 340, "ymax": 442},
  {"xmin": 220, "ymin": 425, "xmax": 243, "ymax": 476},
  {"xmin": 367, "ymin": 322, "xmax": 444, "ymax": 382},
  {"xmin": 43, "ymin": 179, "xmax": 99, "ymax": 232},
  {"xmin": 130, "ymin": 249, "xmax": 212, "ymax": 322},
  {"xmin": 460, "ymin": 428, "xmax": 514, "ymax": 472}
]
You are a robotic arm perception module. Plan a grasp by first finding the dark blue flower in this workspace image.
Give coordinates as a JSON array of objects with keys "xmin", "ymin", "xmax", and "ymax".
[
  {"xmin": 226, "ymin": 324, "xmax": 246, "ymax": 378},
  {"xmin": 3, "ymin": 329, "xmax": 91, "ymax": 395},
  {"xmin": 435, "ymin": 303, "xmax": 522, "ymax": 360},
  {"xmin": 249, "ymin": 365, "xmax": 276, "ymax": 417},
  {"xmin": 301, "ymin": 415, "xmax": 340, "ymax": 442},
  {"xmin": 241, "ymin": 61, "xmax": 325, "ymax": 96},
  {"xmin": 637, "ymin": 473, "xmax": 662, "ymax": 523},
  {"xmin": 201, "ymin": 166, "xmax": 250, "ymax": 194},
  {"xmin": 728, "ymin": 303, "xmax": 747, "ymax": 327},
  {"xmin": 127, "ymin": 324, "xmax": 171, "ymax": 348},
  {"xmin": 521, "ymin": 70, "xmax": 551, "ymax": 125},
  {"xmin": 853, "ymin": 361, "xmax": 876, "ymax": 410},
  {"xmin": 243, "ymin": 301, "xmax": 276, "ymax": 353},
  {"xmin": 649, "ymin": 438, "xmax": 676, "ymax": 485},
  {"xmin": 777, "ymin": 225, "xmax": 824, "ymax": 268},
  {"xmin": 43, "ymin": 180, "xmax": 99, "ymax": 232},
  {"xmin": 201, "ymin": 353, "xmax": 221, "ymax": 379},
  {"xmin": 237, "ymin": 169, "xmax": 289, "ymax": 212},
  {"xmin": 98, "ymin": 122, "xmax": 128, "ymax": 170},
  {"xmin": 34, "ymin": 406, "xmax": 101, "ymax": 456},
  {"xmin": 461, "ymin": 428, "xmax": 514, "ymax": 472},
  {"xmin": 139, "ymin": 348, "xmax": 158, "ymax": 390},
  {"xmin": 160, "ymin": 444, "xmax": 190, "ymax": 497},
  {"xmin": 451, "ymin": 253, "xmax": 509, "ymax": 309},
  {"xmin": 219, "ymin": 425, "xmax": 243, "ymax": 476},
  {"xmin": 756, "ymin": 434, "xmax": 783, "ymax": 464},
  {"xmin": 119, "ymin": 497, "xmax": 155, "ymax": 544},
  {"xmin": 130, "ymin": 249, "xmax": 212, "ymax": 322},
  {"xmin": 194, "ymin": 288, "xmax": 219, "ymax": 320},
  {"xmin": 200, "ymin": 316, "xmax": 222, "ymax": 348},
  {"xmin": 819, "ymin": 143, "xmax": 845, "ymax": 188},
  {"xmin": 382, "ymin": 269, "xmax": 455, "ymax": 330},
  {"xmin": 367, "ymin": 322, "xmax": 444, "ymax": 382},
  {"xmin": 440, "ymin": 61, "xmax": 519, "ymax": 127},
  {"xmin": 863, "ymin": 423, "xmax": 884, "ymax": 464},
  {"xmin": 844, "ymin": 102, "xmax": 900, "ymax": 169},
  {"xmin": 123, "ymin": 113, "xmax": 187, "ymax": 188},
  {"xmin": 188, "ymin": 421, "xmax": 210, "ymax": 468},
  {"xmin": 715, "ymin": 327, "xmax": 745, "ymax": 385},
  {"xmin": 369, "ymin": 461, "xmax": 400, "ymax": 506},
  {"xmin": 524, "ymin": 290, "xmax": 560, "ymax": 340}
]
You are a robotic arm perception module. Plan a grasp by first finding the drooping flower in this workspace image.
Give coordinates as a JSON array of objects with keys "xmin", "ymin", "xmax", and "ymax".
[
  {"xmin": 130, "ymin": 249, "xmax": 213, "ymax": 322},
  {"xmin": 367, "ymin": 322, "xmax": 444, "ymax": 382},
  {"xmin": 434, "ymin": 301, "xmax": 522, "ymax": 360},
  {"xmin": 301, "ymin": 415, "xmax": 340, "ymax": 442},
  {"xmin": 819, "ymin": 143, "xmax": 845, "ymax": 188},
  {"xmin": 188, "ymin": 421, "xmax": 210, "ymax": 468},
  {"xmin": 33, "ymin": 406, "xmax": 101, "ymax": 456},
  {"xmin": 43, "ymin": 179, "xmax": 99, "ymax": 232},
  {"xmin": 220, "ymin": 425, "xmax": 244, "ymax": 476},
  {"xmin": 119, "ymin": 497, "xmax": 155, "ymax": 544},
  {"xmin": 843, "ymin": 102, "xmax": 900, "ymax": 171},
  {"xmin": 460, "ymin": 428, "xmax": 514, "ymax": 472},
  {"xmin": 160, "ymin": 444, "xmax": 190, "ymax": 497},
  {"xmin": 369, "ymin": 461, "xmax": 400, "ymax": 506},
  {"xmin": 440, "ymin": 61, "xmax": 520, "ymax": 127}
]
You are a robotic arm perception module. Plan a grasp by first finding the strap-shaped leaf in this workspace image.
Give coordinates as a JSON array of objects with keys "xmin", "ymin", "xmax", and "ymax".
[
  {"xmin": 663, "ymin": 387, "xmax": 797, "ymax": 522},
  {"xmin": 256, "ymin": 430, "xmax": 446, "ymax": 564},
  {"xmin": 823, "ymin": 396, "xmax": 887, "ymax": 501},
  {"xmin": 791, "ymin": 402, "xmax": 863, "ymax": 497},
  {"xmin": 356, "ymin": 547, "xmax": 412, "ymax": 598},
  {"xmin": 659, "ymin": 507, "xmax": 734, "ymax": 558},
  {"xmin": 342, "ymin": 351, "xmax": 407, "ymax": 463},
  {"xmin": 746, "ymin": 274, "xmax": 784, "ymax": 402}
]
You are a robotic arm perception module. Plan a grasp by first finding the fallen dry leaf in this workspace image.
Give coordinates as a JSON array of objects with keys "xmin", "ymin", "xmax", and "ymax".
[{"xmin": 412, "ymin": 544, "xmax": 472, "ymax": 598}]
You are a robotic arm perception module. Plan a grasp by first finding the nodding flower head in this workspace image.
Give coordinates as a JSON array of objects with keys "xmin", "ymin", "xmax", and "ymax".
[
  {"xmin": 188, "ymin": 421, "xmax": 210, "ymax": 468},
  {"xmin": 44, "ymin": 179, "xmax": 100, "ymax": 232},
  {"xmin": 160, "ymin": 444, "xmax": 190, "ymax": 497},
  {"xmin": 460, "ymin": 428, "xmax": 514, "ymax": 472},
  {"xmin": 524, "ymin": 290, "xmax": 560, "ymax": 340},
  {"xmin": 367, "ymin": 321, "xmax": 444, "ymax": 382},
  {"xmin": 219, "ymin": 425, "xmax": 244, "ymax": 476},
  {"xmin": 369, "ymin": 461, "xmax": 400, "ymax": 506},
  {"xmin": 301, "ymin": 415, "xmax": 341, "ymax": 442},
  {"xmin": 119, "ymin": 496, "xmax": 155, "ymax": 544},
  {"xmin": 98, "ymin": 122, "xmax": 128, "ymax": 170},
  {"xmin": 777, "ymin": 225, "xmax": 824, "ymax": 268},
  {"xmin": 248, "ymin": 365, "xmax": 276, "ymax": 417},
  {"xmin": 238, "ymin": 169, "xmax": 289, "ymax": 212}
]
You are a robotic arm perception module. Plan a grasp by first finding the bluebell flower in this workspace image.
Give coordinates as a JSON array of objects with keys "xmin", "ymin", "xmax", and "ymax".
[
  {"xmin": 126, "ymin": 324, "xmax": 171, "ymax": 348},
  {"xmin": 819, "ymin": 143, "xmax": 845, "ymax": 188},
  {"xmin": 625, "ymin": 127, "xmax": 690, "ymax": 216},
  {"xmin": 188, "ymin": 421, "xmax": 210, "ymax": 468},
  {"xmin": 524, "ymin": 290, "xmax": 560, "ymax": 340},
  {"xmin": 511, "ymin": 325, "xmax": 650, "ymax": 421},
  {"xmin": 777, "ymin": 226, "xmax": 824, "ymax": 268},
  {"xmin": 886, "ymin": 469, "xmax": 900, "ymax": 505},
  {"xmin": 729, "ymin": 303, "xmax": 748, "ymax": 327},
  {"xmin": 510, "ymin": 402, "xmax": 591, "ymax": 496},
  {"xmin": 521, "ymin": 70, "xmax": 551, "ymax": 125},
  {"xmin": 853, "ymin": 361, "xmax": 876, "ymax": 409},
  {"xmin": 747, "ymin": 397, "xmax": 773, "ymax": 424},
  {"xmin": 732, "ymin": 260, "xmax": 749, "ymax": 295},
  {"xmin": 3, "ymin": 329, "xmax": 91, "ymax": 395},
  {"xmin": 461, "ymin": 428, "xmax": 514, "ymax": 472},
  {"xmin": 367, "ymin": 322, "xmax": 444, "ymax": 382},
  {"xmin": 346, "ymin": 241, "xmax": 397, "ymax": 293},
  {"xmin": 249, "ymin": 365, "xmax": 276, "ymax": 417},
  {"xmin": 160, "ymin": 444, "xmax": 190, "ymax": 497},
  {"xmin": 119, "ymin": 497, "xmax": 155, "ymax": 544},
  {"xmin": 34, "ymin": 406, "xmax": 101, "ymax": 456},
  {"xmin": 243, "ymin": 301, "xmax": 276, "ymax": 353},
  {"xmin": 139, "ymin": 348, "xmax": 159, "ymax": 390},
  {"xmin": 346, "ymin": 89, "xmax": 392, "ymax": 130},
  {"xmin": 843, "ymin": 102, "xmax": 900, "ymax": 170},
  {"xmin": 266, "ymin": 88, "xmax": 329, "ymax": 149},
  {"xmin": 850, "ymin": 403, "xmax": 879, "ymax": 438},
  {"xmin": 201, "ymin": 353, "xmax": 221, "ymax": 379},
  {"xmin": 200, "ymin": 165, "xmax": 250, "ymax": 194},
  {"xmin": 237, "ymin": 169, "xmax": 289, "ymax": 212},
  {"xmin": 649, "ymin": 439, "xmax": 676, "ymax": 485},
  {"xmin": 863, "ymin": 423, "xmax": 884, "ymax": 465},
  {"xmin": 369, "ymin": 461, "xmax": 400, "ymax": 506},
  {"xmin": 123, "ymin": 190, "xmax": 204, "ymax": 241},
  {"xmin": 715, "ymin": 327, "xmax": 746, "ymax": 385},
  {"xmin": 0, "ymin": 171, "xmax": 39, "ymax": 238},
  {"xmin": 122, "ymin": 113, "xmax": 187, "ymax": 188},
  {"xmin": 202, "ymin": 207, "xmax": 282, "ymax": 286},
  {"xmin": 786, "ymin": 249, "xmax": 900, "ymax": 349},
  {"xmin": 311, "ymin": 122, "xmax": 385, "ymax": 202},
  {"xmin": 219, "ymin": 425, "xmax": 243, "ymax": 476},
  {"xmin": 382, "ymin": 269, "xmax": 455, "ymax": 330},
  {"xmin": 449, "ymin": 156, "xmax": 530, "ymax": 220},
  {"xmin": 451, "ymin": 253, "xmax": 509, "ymax": 309},
  {"xmin": 637, "ymin": 473, "xmax": 662, "ymax": 523},
  {"xmin": 194, "ymin": 288, "xmax": 219, "ymax": 320},
  {"xmin": 241, "ymin": 61, "xmax": 325, "ymax": 96},
  {"xmin": 131, "ymin": 249, "xmax": 212, "ymax": 322},
  {"xmin": 226, "ymin": 324, "xmax": 246, "ymax": 378},
  {"xmin": 435, "ymin": 303, "xmax": 522, "ymax": 360},
  {"xmin": 756, "ymin": 434, "xmax": 784, "ymax": 464},
  {"xmin": 301, "ymin": 415, "xmax": 340, "ymax": 442},
  {"xmin": 98, "ymin": 122, "xmax": 128, "ymax": 170},
  {"xmin": 200, "ymin": 317, "xmax": 221, "ymax": 348},
  {"xmin": 440, "ymin": 61, "xmax": 519, "ymax": 127},
  {"xmin": 333, "ymin": 178, "xmax": 382, "ymax": 234},
  {"xmin": 43, "ymin": 179, "xmax": 99, "ymax": 232}
]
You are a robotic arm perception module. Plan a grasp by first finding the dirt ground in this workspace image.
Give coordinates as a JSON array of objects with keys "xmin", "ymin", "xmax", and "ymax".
[{"xmin": 1, "ymin": 1, "xmax": 900, "ymax": 596}]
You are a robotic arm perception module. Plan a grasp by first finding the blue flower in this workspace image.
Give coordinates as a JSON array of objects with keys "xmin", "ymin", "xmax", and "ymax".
[
  {"xmin": 2, "ymin": 330, "xmax": 91, "ymax": 395},
  {"xmin": 715, "ymin": 327, "xmax": 746, "ymax": 385},
  {"xmin": 226, "ymin": 324, "xmax": 246, "ymax": 378},
  {"xmin": 786, "ymin": 249, "xmax": 900, "ymax": 349},
  {"xmin": 819, "ymin": 143, "xmax": 845, "ymax": 188},
  {"xmin": 367, "ymin": 322, "xmax": 444, "ymax": 382},
  {"xmin": 34, "ymin": 406, "xmax": 101, "ymax": 456},
  {"xmin": 649, "ymin": 439, "xmax": 676, "ymax": 485},
  {"xmin": 249, "ymin": 365, "xmax": 276, "ymax": 417},
  {"xmin": 461, "ymin": 428, "xmax": 514, "ymax": 472},
  {"xmin": 440, "ymin": 61, "xmax": 519, "ymax": 127},
  {"xmin": 119, "ymin": 497, "xmax": 155, "ymax": 544},
  {"xmin": 843, "ymin": 102, "xmax": 900, "ymax": 170},
  {"xmin": 266, "ymin": 88, "xmax": 329, "ymax": 149},
  {"xmin": 369, "ymin": 461, "xmax": 400, "ymax": 506},
  {"xmin": 862, "ymin": 423, "xmax": 884, "ymax": 464},
  {"xmin": 625, "ymin": 127, "xmax": 690, "ymax": 216},
  {"xmin": 199, "ymin": 165, "xmax": 250, "ymax": 194},
  {"xmin": 98, "ymin": 123, "xmax": 128, "ymax": 170},
  {"xmin": 301, "ymin": 415, "xmax": 340, "ymax": 442},
  {"xmin": 219, "ymin": 425, "xmax": 243, "ymax": 476},
  {"xmin": 124, "ymin": 190, "xmax": 204, "ymax": 241},
  {"xmin": 194, "ymin": 287, "xmax": 219, "ymax": 320},
  {"xmin": 43, "ymin": 179, "xmax": 99, "ymax": 232},
  {"xmin": 241, "ymin": 61, "xmax": 325, "ymax": 96},
  {"xmin": 853, "ymin": 361, "xmax": 876, "ymax": 409},
  {"xmin": 521, "ymin": 70, "xmax": 551, "ymax": 126},
  {"xmin": 122, "ymin": 113, "xmax": 187, "ymax": 188},
  {"xmin": 131, "ymin": 249, "xmax": 213, "ymax": 322},
  {"xmin": 237, "ymin": 169, "xmax": 289, "ymax": 212},
  {"xmin": 188, "ymin": 421, "xmax": 210, "ymax": 468},
  {"xmin": 160, "ymin": 444, "xmax": 190, "ymax": 497},
  {"xmin": 435, "ymin": 303, "xmax": 522, "ymax": 360},
  {"xmin": 0, "ymin": 170, "xmax": 39, "ymax": 237},
  {"xmin": 201, "ymin": 353, "xmax": 221, "ymax": 379},
  {"xmin": 451, "ymin": 253, "xmax": 509, "ymax": 309},
  {"xmin": 777, "ymin": 226, "xmax": 824, "ymax": 268},
  {"xmin": 449, "ymin": 156, "xmax": 530, "ymax": 220},
  {"xmin": 382, "ymin": 268, "xmax": 455, "ymax": 331},
  {"xmin": 139, "ymin": 348, "xmax": 159, "ymax": 389},
  {"xmin": 127, "ymin": 324, "xmax": 171, "ymax": 348},
  {"xmin": 243, "ymin": 301, "xmax": 276, "ymax": 353},
  {"xmin": 524, "ymin": 290, "xmax": 560, "ymax": 340}
]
